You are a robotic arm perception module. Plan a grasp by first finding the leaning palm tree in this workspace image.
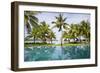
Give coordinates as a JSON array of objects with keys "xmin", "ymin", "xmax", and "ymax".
[
  {"xmin": 24, "ymin": 11, "xmax": 40, "ymax": 34},
  {"xmin": 52, "ymin": 14, "xmax": 68, "ymax": 46}
]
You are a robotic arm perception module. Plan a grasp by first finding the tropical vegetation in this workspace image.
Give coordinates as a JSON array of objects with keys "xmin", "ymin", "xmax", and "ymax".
[{"xmin": 24, "ymin": 11, "xmax": 90, "ymax": 46}]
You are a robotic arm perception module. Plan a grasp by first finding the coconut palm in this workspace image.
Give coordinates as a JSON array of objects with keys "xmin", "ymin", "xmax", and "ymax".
[
  {"xmin": 24, "ymin": 11, "xmax": 40, "ymax": 34},
  {"xmin": 69, "ymin": 24, "xmax": 80, "ymax": 38},
  {"xmin": 47, "ymin": 30, "xmax": 56, "ymax": 44},
  {"xmin": 80, "ymin": 20, "xmax": 90, "ymax": 42},
  {"xmin": 40, "ymin": 21, "xmax": 51, "ymax": 43},
  {"xmin": 62, "ymin": 31, "xmax": 71, "ymax": 43},
  {"xmin": 31, "ymin": 26, "xmax": 40, "ymax": 43},
  {"xmin": 31, "ymin": 21, "xmax": 56, "ymax": 44},
  {"xmin": 52, "ymin": 14, "xmax": 68, "ymax": 46}
]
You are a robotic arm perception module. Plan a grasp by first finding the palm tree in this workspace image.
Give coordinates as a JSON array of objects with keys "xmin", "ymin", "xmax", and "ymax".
[
  {"xmin": 62, "ymin": 31, "xmax": 72, "ymax": 43},
  {"xmin": 31, "ymin": 26, "xmax": 40, "ymax": 43},
  {"xmin": 31, "ymin": 21, "xmax": 56, "ymax": 44},
  {"xmin": 40, "ymin": 21, "xmax": 51, "ymax": 43},
  {"xmin": 62, "ymin": 23, "xmax": 83, "ymax": 43},
  {"xmin": 24, "ymin": 11, "xmax": 40, "ymax": 34},
  {"xmin": 69, "ymin": 24, "xmax": 80, "ymax": 38},
  {"xmin": 80, "ymin": 20, "xmax": 90, "ymax": 42},
  {"xmin": 52, "ymin": 14, "xmax": 68, "ymax": 46},
  {"xmin": 48, "ymin": 30, "xmax": 56, "ymax": 44}
]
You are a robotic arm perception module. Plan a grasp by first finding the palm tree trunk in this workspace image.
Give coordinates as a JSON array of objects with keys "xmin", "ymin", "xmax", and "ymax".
[
  {"xmin": 61, "ymin": 37, "xmax": 63, "ymax": 47},
  {"xmin": 51, "ymin": 39, "xmax": 52, "ymax": 44},
  {"xmin": 43, "ymin": 37, "xmax": 46, "ymax": 43},
  {"xmin": 34, "ymin": 36, "xmax": 35, "ymax": 43},
  {"xmin": 61, "ymin": 31, "xmax": 63, "ymax": 47}
]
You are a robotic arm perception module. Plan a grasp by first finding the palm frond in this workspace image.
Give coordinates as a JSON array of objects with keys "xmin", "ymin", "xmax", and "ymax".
[
  {"xmin": 29, "ymin": 16, "xmax": 39, "ymax": 27},
  {"xmin": 63, "ymin": 17, "xmax": 67, "ymax": 22},
  {"xmin": 26, "ymin": 22, "xmax": 31, "ymax": 33}
]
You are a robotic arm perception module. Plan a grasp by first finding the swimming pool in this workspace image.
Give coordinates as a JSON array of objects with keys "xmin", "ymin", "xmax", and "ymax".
[{"xmin": 24, "ymin": 45, "xmax": 90, "ymax": 61}]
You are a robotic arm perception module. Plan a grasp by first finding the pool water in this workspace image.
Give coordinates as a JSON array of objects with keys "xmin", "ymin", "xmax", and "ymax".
[{"xmin": 24, "ymin": 45, "xmax": 90, "ymax": 61}]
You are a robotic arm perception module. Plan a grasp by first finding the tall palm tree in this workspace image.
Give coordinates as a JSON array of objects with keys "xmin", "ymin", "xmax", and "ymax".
[
  {"xmin": 52, "ymin": 14, "xmax": 68, "ymax": 46},
  {"xmin": 24, "ymin": 11, "xmax": 39, "ymax": 34}
]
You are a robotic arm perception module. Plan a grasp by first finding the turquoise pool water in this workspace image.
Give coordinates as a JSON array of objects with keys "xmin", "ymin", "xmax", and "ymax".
[{"xmin": 24, "ymin": 45, "xmax": 90, "ymax": 61}]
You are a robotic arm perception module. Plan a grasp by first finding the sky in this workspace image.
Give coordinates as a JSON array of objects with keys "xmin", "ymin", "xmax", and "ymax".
[
  {"xmin": 35, "ymin": 12, "xmax": 90, "ymax": 26},
  {"xmin": 25, "ymin": 11, "xmax": 90, "ymax": 44}
]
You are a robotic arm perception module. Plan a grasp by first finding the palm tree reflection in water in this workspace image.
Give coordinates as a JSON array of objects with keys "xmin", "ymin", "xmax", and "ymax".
[{"xmin": 24, "ymin": 45, "xmax": 90, "ymax": 61}]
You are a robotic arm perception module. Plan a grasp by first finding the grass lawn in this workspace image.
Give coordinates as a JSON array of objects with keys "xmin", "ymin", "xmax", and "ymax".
[{"xmin": 24, "ymin": 42, "xmax": 90, "ymax": 47}]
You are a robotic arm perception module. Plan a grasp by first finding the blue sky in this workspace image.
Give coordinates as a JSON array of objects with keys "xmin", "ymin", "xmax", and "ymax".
[{"xmin": 35, "ymin": 12, "xmax": 90, "ymax": 26}]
